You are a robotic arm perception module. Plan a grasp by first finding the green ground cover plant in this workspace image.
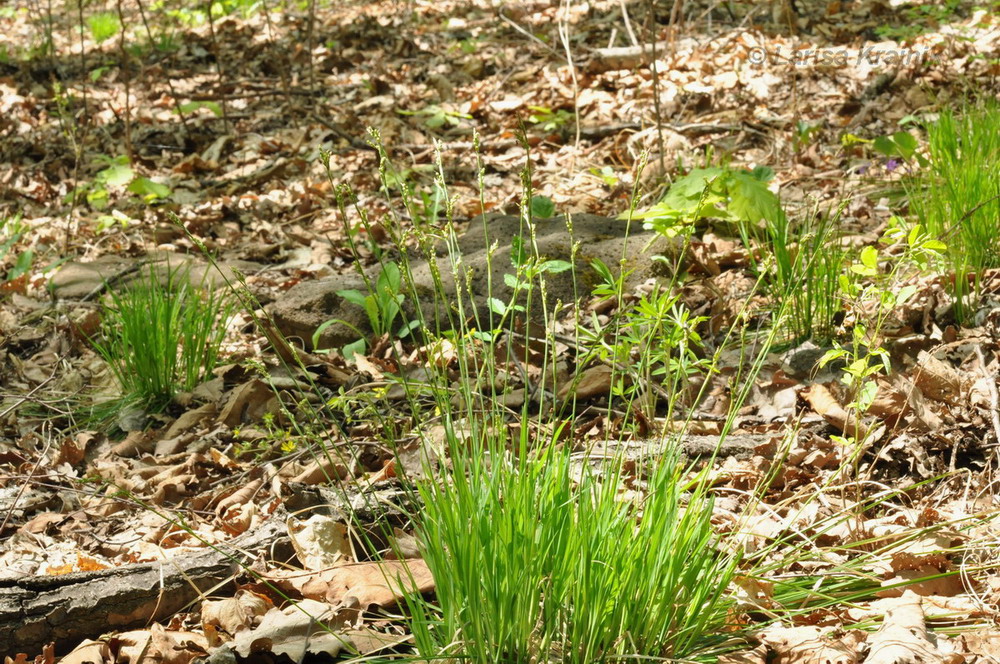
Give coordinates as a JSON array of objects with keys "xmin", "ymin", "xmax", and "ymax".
[
  {"xmin": 89, "ymin": 265, "xmax": 234, "ymax": 419},
  {"xmin": 409, "ymin": 443, "xmax": 740, "ymax": 663},
  {"xmin": 903, "ymin": 102, "xmax": 1000, "ymax": 321}
]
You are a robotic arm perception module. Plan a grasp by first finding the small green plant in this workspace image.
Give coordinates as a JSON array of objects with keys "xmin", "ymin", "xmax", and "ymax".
[
  {"xmin": 90, "ymin": 266, "xmax": 235, "ymax": 417},
  {"xmin": 740, "ymin": 202, "xmax": 847, "ymax": 344},
  {"xmin": 485, "ymin": 234, "xmax": 572, "ymax": 332},
  {"xmin": 1, "ymin": 214, "xmax": 33, "ymax": 291},
  {"xmin": 527, "ymin": 105, "xmax": 573, "ymax": 132},
  {"xmin": 66, "ymin": 155, "xmax": 172, "ymax": 213},
  {"xmin": 627, "ymin": 165, "xmax": 781, "ymax": 236},
  {"xmin": 903, "ymin": 103, "xmax": 1000, "ymax": 321},
  {"xmin": 583, "ymin": 265, "xmax": 711, "ymax": 417},
  {"xmin": 820, "ymin": 218, "xmax": 946, "ymax": 444},
  {"xmin": 397, "ymin": 104, "xmax": 472, "ymax": 130},
  {"xmin": 408, "ymin": 441, "xmax": 739, "ymax": 663},
  {"xmin": 793, "ymin": 120, "xmax": 822, "ymax": 151},
  {"xmin": 874, "ymin": 0, "xmax": 967, "ymax": 41},
  {"xmin": 86, "ymin": 12, "xmax": 121, "ymax": 43},
  {"xmin": 313, "ymin": 261, "xmax": 419, "ymax": 360}
]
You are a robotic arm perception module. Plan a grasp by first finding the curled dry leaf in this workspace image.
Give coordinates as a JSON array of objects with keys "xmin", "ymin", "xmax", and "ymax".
[
  {"xmin": 864, "ymin": 591, "xmax": 945, "ymax": 664},
  {"xmin": 299, "ymin": 558, "xmax": 435, "ymax": 612},
  {"xmin": 756, "ymin": 625, "xmax": 866, "ymax": 664},
  {"xmin": 287, "ymin": 513, "xmax": 352, "ymax": 570},
  {"xmin": 232, "ymin": 598, "xmax": 355, "ymax": 659},
  {"xmin": 201, "ymin": 588, "xmax": 272, "ymax": 637},
  {"xmin": 913, "ymin": 351, "xmax": 965, "ymax": 405},
  {"xmin": 292, "ymin": 456, "xmax": 350, "ymax": 484},
  {"xmin": 111, "ymin": 623, "xmax": 209, "ymax": 664}
]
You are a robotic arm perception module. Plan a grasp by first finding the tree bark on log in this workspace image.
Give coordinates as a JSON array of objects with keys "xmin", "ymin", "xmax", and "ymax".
[{"xmin": 0, "ymin": 514, "xmax": 288, "ymax": 657}]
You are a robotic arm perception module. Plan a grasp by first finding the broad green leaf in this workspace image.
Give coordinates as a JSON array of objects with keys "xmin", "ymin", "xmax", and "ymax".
[
  {"xmin": 539, "ymin": 259, "xmax": 572, "ymax": 273},
  {"xmin": 342, "ymin": 338, "xmax": 366, "ymax": 361},
  {"xmin": 98, "ymin": 163, "xmax": 134, "ymax": 188},
  {"xmin": 892, "ymin": 130, "xmax": 918, "ymax": 154},
  {"xmin": 860, "ymin": 246, "xmax": 878, "ymax": 269},
  {"xmin": 128, "ymin": 177, "xmax": 172, "ymax": 200},
  {"xmin": 488, "ymin": 297, "xmax": 507, "ymax": 315},
  {"xmin": 336, "ymin": 289, "xmax": 368, "ymax": 310},
  {"xmin": 872, "ymin": 135, "xmax": 897, "ymax": 157},
  {"xmin": 728, "ymin": 171, "xmax": 781, "ymax": 223},
  {"xmin": 530, "ymin": 195, "xmax": 556, "ymax": 219}
]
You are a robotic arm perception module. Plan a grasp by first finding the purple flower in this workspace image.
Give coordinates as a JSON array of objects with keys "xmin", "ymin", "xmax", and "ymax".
[{"xmin": 886, "ymin": 159, "xmax": 900, "ymax": 172}]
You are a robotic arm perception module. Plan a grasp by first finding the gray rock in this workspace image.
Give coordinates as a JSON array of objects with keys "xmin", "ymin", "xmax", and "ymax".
[
  {"xmin": 49, "ymin": 252, "xmax": 259, "ymax": 300},
  {"xmin": 269, "ymin": 214, "xmax": 675, "ymax": 350}
]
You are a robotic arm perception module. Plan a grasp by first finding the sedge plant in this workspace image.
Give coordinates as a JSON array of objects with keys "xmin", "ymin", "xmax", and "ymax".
[
  {"xmin": 89, "ymin": 265, "xmax": 234, "ymax": 420},
  {"xmin": 903, "ymin": 102, "xmax": 1000, "ymax": 321}
]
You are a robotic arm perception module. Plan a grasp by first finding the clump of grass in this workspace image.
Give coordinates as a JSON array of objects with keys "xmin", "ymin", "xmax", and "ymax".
[
  {"xmin": 907, "ymin": 102, "xmax": 1000, "ymax": 320},
  {"xmin": 89, "ymin": 265, "xmax": 234, "ymax": 418},
  {"xmin": 407, "ymin": 438, "xmax": 740, "ymax": 663},
  {"xmin": 739, "ymin": 203, "xmax": 846, "ymax": 345}
]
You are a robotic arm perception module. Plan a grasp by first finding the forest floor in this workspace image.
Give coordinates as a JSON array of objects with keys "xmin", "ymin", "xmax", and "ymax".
[{"xmin": 2, "ymin": 0, "xmax": 1000, "ymax": 662}]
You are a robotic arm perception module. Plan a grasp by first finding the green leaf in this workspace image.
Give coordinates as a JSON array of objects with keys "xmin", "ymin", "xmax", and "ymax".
[
  {"xmin": 488, "ymin": 297, "xmax": 507, "ymax": 315},
  {"xmin": 342, "ymin": 338, "xmax": 366, "ymax": 361},
  {"xmin": 892, "ymin": 130, "xmax": 918, "ymax": 154},
  {"xmin": 336, "ymin": 289, "xmax": 368, "ymax": 310},
  {"xmin": 127, "ymin": 177, "xmax": 172, "ymax": 200},
  {"xmin": 364, "ymin": 298, "xmax": 381, "ymax": 333},
  {"xmin": 377, "ymin": 262, "xmax": 402, "ymax": 293},
  {"xmin": 398, "ymin": 318, "xmax": 420, "ymax": 337},
  {"xmin": 98, "ymin": 163, "xmax": 134, "ymax": 188},
  {"xmin": 667, "ymin": 168, "xmax": 726, "ymax": 200},
  {"xmin": 7, "ymin": 249, "xmax": 32, "ymax": 280},
  {"xmin": 86, "ymin": 187, "xmax": 109, "ymax": 210},
  {"xmin": 872, "ymin": 135, "xmax": 897, "ymax": 157},
  {"xmin": 860, "ymin": 246, "xmax": 878, "ymax": 269},
  {"xmin": 728, "ymin": 171, "xmax": 781, "ymax": 223},
  {"xmin": 511, "ymin": 236, "xmax": 528, "ymax": 268},
  {"xmin": 530, "ymin": 195, "xmax": 556, "ymax": 219},
  {"xmin": 818, "ymin": 348, "xmax": 847, "ymax": 368},
  {"xmin": 176, "ymin": 101, "xmax": 223, "ymax": 117},
  {"xmin": 539, "ymin": 259, "xmax": 572, "ymax": 273}
]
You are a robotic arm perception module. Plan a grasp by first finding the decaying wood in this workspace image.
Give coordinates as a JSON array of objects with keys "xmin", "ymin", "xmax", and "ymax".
[{"xmin": 0, "ymin": 514, "xmax": 288, "ymax": 657}]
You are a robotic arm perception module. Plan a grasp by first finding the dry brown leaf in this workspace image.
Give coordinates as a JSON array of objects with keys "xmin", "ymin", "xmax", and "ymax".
[
  {"xmin": 803, "ymin": 383, "xmax": 883, "ymax": 443},
  {"xmin": 287, "ymin": 514, "xmax": 352, "ymax": 570},
  {"xmin": 299, "ymin": 558, "xmax": 435, "ymax": 611},
  {"xmin": 557, "ymin": 364, "xmax": 612, "ymax": 401},
  {"xmin": 112, "ymin": 624, "xmax": 208, "ymax": 664},
  {"xmin": 757, "ymin": 625, "xmax": 865, "ymax": 664},
  {"xmin": 232, "ymin": 599, "xmax": 354, "ymax": 659},
  {"xmin": 913, "ymin": 351, "xmax": 965, "ymax": 405},
  {"xmin": 46, "ymin": 641, "xmax": 106, "ymax": 664},
  {"xmin": 217, "ymin": 379, "xmax": 277, "ymax": 427},
  {"xmin": 201, "ymin": 588, "xmax": 272, "ymax": 636},
  {"xmin": 293, "ymin": 455, "xmax": 350, "ymax": 484},
  {"xmin": 865, "ymin": 591, "xmax": 944, "ymax": 664}
]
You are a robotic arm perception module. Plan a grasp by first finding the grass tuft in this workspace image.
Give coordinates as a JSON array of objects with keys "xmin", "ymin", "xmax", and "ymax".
[
  {"xmin": 89, "ymin": 265, "xmax": 234, "ymax": 418},
  {"xmin": 407, "ymin": 437, "xmax": 740, "ymax": 663}
]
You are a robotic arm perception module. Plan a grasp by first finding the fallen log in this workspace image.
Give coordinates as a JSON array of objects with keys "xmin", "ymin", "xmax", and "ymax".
[{"xmin": 0, "ymin": 513, "xmax": 288, "ymax": 657}]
